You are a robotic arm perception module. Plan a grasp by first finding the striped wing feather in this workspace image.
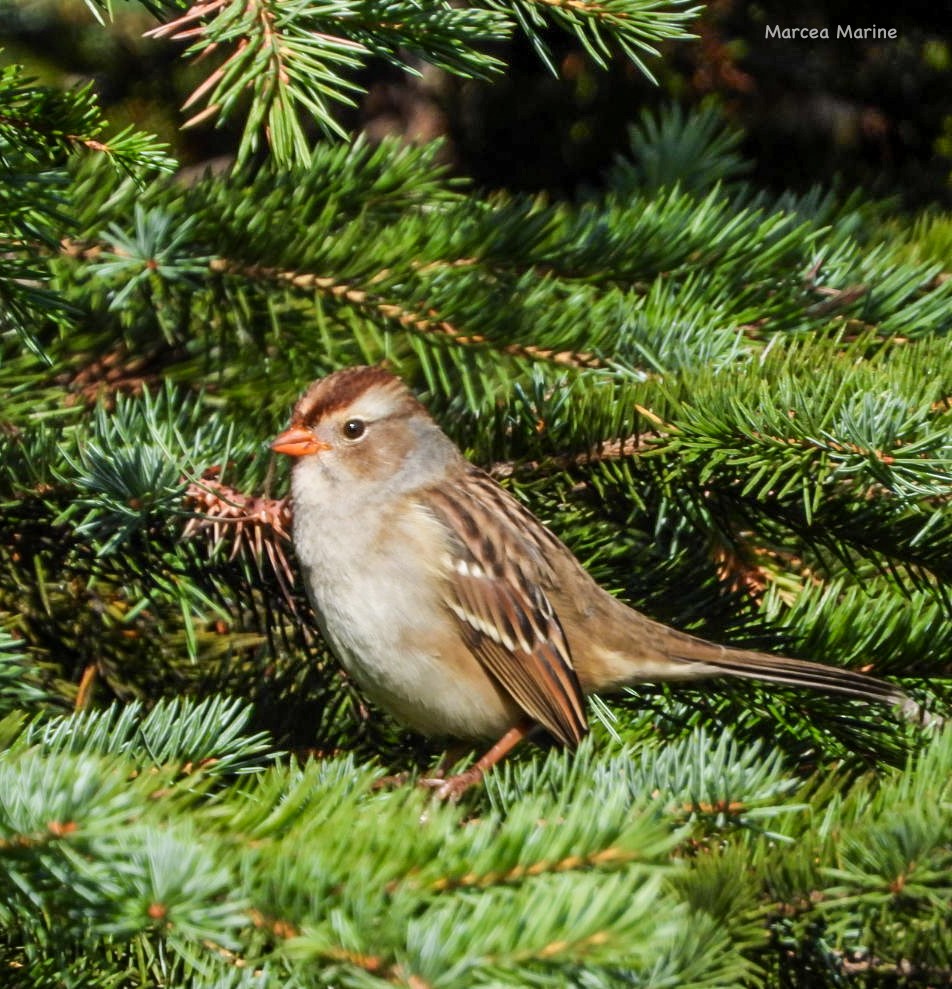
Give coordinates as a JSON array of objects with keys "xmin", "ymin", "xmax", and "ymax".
[{"xmin": 423, "ymin": 470, "xmax": 588, "ymax": 747}]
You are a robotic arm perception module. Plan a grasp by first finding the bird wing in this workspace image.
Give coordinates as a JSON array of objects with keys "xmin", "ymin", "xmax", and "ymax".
[{"xmin": 422, "ymin": 471, "xmax": 588, "ymax": 747}]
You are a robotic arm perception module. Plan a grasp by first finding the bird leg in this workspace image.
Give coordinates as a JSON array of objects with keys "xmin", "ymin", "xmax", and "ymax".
[
  {"xmin": 422, "ymin": 723, "xmax": 536, "ymax": 801},
  {"xmin": 371, "ymin": 743, "xmax": 472, "ymax": 791}
]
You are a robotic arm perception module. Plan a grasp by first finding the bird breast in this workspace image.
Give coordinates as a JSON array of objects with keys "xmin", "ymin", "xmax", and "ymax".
[{"xmin": 291, "ymin": 476, "xmax": 520, "ymax": 739}]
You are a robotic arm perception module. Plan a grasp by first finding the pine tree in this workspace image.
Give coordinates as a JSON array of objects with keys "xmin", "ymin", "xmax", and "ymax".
[{"xmin": 1, "ymin": 3, "xmax": 950, "ymax": 986}]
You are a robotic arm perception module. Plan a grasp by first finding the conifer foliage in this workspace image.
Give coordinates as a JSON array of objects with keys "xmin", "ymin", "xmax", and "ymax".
[{"xmin": 1, "ymin": 2, "xmax": 951, "ymax": 986}]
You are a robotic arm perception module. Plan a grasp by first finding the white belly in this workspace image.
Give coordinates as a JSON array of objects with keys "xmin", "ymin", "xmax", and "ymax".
[{"xmin": 293, "ymin": 492, "xmax": 517, "ymax": 740}]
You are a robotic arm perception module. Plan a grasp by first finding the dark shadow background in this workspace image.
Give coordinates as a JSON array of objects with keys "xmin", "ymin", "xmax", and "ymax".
[{"xmin": 1, "ymin": 0, "xmax": 950, "ymax": 205}]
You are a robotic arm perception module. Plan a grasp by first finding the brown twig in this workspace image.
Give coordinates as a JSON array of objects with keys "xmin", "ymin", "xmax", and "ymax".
[
  {"xmin": 74, "ymin": 664, "xmax": 98, "ymax": 711},
  {"xmin": 57, "ymin": 344, "xmax": 174, "ymax": 407},
  {"xmin": 749, "ymin": 429, "xmax": 897, "ymax": 465},
  {"xmin": 208, "ymin": 258, "xmax": 602, "ymax": 369},
  {"xmin": 247, "ymin": 912, "xmax": 432, "ymax": 987},
  {"xmin": 489, "ymin": 430, "xmax": 662, "ymax": 480},
  {"xmin": 181, "ymin": 475, "xmax": 296, "ymax": 602},
  {"xmin": 426, "ymin": 845, "xmax": 636, "ymax": 893},
  {"xmin": 144, "ymin": 0, "xmax": 231, "ymax": 40}
]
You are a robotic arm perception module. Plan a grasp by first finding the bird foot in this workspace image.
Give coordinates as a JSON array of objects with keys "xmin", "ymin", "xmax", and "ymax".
[
  {"xmin": 419, "ymin": 766, "xmax": 484, "ymax": 801},
  {"xmin": 419, "ymin": 725, "xmax": 533, "ymax": 800},
  {"xmin": 373, "ymin": 748, "xmax": 464, "ymax": 791},
  {"xmin": 370, "ymin": 771, "xmax": 413, "ymax": 791}
]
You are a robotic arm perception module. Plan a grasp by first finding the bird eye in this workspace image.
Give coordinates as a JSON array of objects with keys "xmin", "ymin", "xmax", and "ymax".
[{"xmin": 342, "ymin": 418, "xmax": 366, "ymax": 440}]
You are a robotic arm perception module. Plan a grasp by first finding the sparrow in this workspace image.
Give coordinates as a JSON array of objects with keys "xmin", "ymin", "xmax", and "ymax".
[{"xmin": 272, "ymin": 366, "xmax": 911, "ymax": 798}]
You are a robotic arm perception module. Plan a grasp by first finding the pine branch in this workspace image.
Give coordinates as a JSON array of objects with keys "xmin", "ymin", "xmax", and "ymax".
[
  {"xmin": 141, "ymin": 0, "xmax": 508, "ymax": 165},
  {"xmin": 505, "ymin": 0, "xmax": 700, "ymax": 77},
  {"xmin": 0, "ymin": 61, "xmax": 174, "ymax": 354},
  {"xmin": 3, "ymin": 61, "xmax": 952, "ymax": 982},
  {"xmin": 128, "ymin": 0, "xmax": 700, "ymax": 166}
]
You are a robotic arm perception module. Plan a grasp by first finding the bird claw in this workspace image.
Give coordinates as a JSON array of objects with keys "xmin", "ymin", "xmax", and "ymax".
[
  {"xmin": 370, "ymin": 771, "xmax": 412, "ymax": 791},
  {"xmin": 419, "ymin": 768, "xmax": 483, "ymax": 801},
  {"xmin": 418, "ymin": 776, "xmax": 446, "ymax": 791}
]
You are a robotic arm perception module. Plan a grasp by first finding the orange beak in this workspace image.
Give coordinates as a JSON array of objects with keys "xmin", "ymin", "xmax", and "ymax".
[{"xmin": 271, "ymin": 425, "xmax": 331, "ymax": 457}]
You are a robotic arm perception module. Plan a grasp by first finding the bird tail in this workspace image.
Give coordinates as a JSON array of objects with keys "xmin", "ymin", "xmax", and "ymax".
[
  {"xmin": 675, "ymin": 647, "xmax": 900, "ymax": 703},
  {"xmin": 660, "ymin": 628, "xmax": 938, "ymax": 725}
]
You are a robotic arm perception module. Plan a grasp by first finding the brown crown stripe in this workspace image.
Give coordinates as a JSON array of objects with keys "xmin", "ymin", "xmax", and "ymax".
[{"xmin": 293, "ymin": 366, "xmax": 416, "ymax": 426}]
